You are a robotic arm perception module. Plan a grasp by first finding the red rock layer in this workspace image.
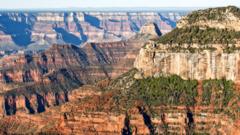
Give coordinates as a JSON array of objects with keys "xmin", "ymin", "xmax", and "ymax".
[
  {"xmin": 0, "ymin": 40, "xmax": 144, "ymax": 85},
  {"xmin": 0, "ymin": 89, "xmax": 239, "ymax": 135}
]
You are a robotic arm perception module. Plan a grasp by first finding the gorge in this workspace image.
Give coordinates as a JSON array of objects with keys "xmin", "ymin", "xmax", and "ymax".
[
  {"xmin": 0, "ymin": 6, "xmax": 240, "ymax": 135},
  {"xmin": 0, "ymin": 11, "xmax": 185, "ymax": 51}
]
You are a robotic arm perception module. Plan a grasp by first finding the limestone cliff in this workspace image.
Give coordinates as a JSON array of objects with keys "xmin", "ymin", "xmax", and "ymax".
[{"xmin": 134, "ymin": 6, "xmax": 240, "ymax": 81}]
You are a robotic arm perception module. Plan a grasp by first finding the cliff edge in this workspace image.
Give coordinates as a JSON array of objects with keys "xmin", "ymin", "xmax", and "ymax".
[{"xmin": 134, "ymin": 6, "xmax": 240, "ymax": 81}]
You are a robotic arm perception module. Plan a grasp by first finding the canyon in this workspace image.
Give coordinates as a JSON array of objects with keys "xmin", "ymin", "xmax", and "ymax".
[
  {"xmin": 0, "ymin": 22, "xmax": 162, "ymax": 117},
  {"xmin": 0, "ymin": 69, "xmax": 239, "ymax": 134},
  {"xmin": 0, "ymin": 11, "xmax": 185, "ymax": 51},
  {"xmin": 0, "ymin": 6, "xmax": 240, "ymax": 135},
  {"xmin": 0, "ymin": 23, "xmax": 161, "ymax": 85}
]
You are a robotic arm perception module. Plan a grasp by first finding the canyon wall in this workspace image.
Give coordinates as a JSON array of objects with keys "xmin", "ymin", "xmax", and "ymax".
[
  {"xmin": 0, "ymin": 40, "xmax": 144, "ymax": 85},
  {"xmin": 0, "ymin": 93, "xmax": 239, "ymax": 135},
  {"xmin": 0, "ymin": 22, "xmax": 162, "ymax": 85},
  {"xmin": 0, "ymin": 11, "xmax": 185, "ymax": 50},
  {"xmin": 134, "ymin": 45, "xmax": 240, "ymax": 81},
  {"xmin": 0, "ymin": 85, "xmax": 101, "ymax": 117},
  {"xmin": 0, "ymin": 23, "xmax": 161, "ymax": 117},
  {"xmin": 134, "ymin": 6, "xmax": 240, "ymax": 81}
]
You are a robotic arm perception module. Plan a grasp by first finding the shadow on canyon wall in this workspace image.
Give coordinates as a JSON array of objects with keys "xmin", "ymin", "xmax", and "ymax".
[
  {"xmin": 54, "ymin": 27, "xmax": 82, "ymax": 46},
  {"xmin": 4, "ymin": 90, "xmax": 70, "ymax": 116},
  {"xmin": 0, "ymin": 13, "xmax": 35, "ymax": 46},
  {"xmin": 159, "ymin": 14, "xmax": 176, "ymax": 28},
  {"xmin": 83, "ymin": 13, "xmax": 101, "ymax": 29},
  {"xmin": 73, "ymin": 12, "xmax": 88, "ymax": 42}
]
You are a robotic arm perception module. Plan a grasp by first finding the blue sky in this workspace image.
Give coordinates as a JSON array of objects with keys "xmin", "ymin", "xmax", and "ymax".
[{"xmin": 0, "ymin": 0, "xmax": 239, "ymax": 9}]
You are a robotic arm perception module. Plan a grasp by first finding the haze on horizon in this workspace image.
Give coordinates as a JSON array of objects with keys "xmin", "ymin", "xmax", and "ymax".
[{"xmin": 0, "ymin": 0, "xmax": 239, "ymax": 10}]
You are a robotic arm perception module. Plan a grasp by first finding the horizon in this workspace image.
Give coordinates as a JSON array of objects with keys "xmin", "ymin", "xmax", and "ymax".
[
  {"xmin": 0, "ymin": 6, "xmax": 239, "ymax": 12},
  {"xmin": 0, "ymin": 7, "xmax": 204, "ymax": 12}
]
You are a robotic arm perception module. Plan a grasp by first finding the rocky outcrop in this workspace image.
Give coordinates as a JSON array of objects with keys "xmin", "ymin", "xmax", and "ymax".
[
  {"xmin": 0, "ymin": 61, "xmax": 239, "ymax": 135},
  {"xmin": 134, "ymin": 6, "xmax": 240, "ymax": 81},
  {"xmin": 177, "ymin": 6, "xmax": 240, "ymax": 31},
  {"xmin": 135, "ymin": 46, "xmax": 240, "ymax": 81},
  {"xmin": 0, "ymin": 11, "xmax": 185, "ymax": 50},
  {"xmin": 139, "ymin": 22, "xmax": 162, "ymax": 38},
  {"xmin": 1, "ymin": 6, "xmax": 240, "ymax": 135},
  {"xmin": 130, "ymin": 7, "xmax": 240, "ymax": 134},
  {"xmin": 0, "ymin": 84, "xmax": 101, "ymax": 116}
]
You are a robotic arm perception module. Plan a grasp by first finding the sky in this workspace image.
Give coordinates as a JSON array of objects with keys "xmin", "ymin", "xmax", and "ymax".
[{"xmin": 0, "ymin": 0, "xmax": 239, "ymax": 10}]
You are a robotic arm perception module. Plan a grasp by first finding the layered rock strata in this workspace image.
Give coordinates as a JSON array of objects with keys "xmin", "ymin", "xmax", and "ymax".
[
  {"xmin": 135, "ymin": 46, "xmax": 240, "ymax": 81},
  {"xmin": 0, "ymin": 22, "xmax": 161, "ymax": 85},
  {"xmin": 0, "ymin": 11, "xmax": 185, "ymax": 50},
  {"xmin": 0, "ymin": 87, "xmax": 238, "ymax": 135},
  {"xmin": 134, "ymin": 6, "xmax": 240, "ymax": 81}
]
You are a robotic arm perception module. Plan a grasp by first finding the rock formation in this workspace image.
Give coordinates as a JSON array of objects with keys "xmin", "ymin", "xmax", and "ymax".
[
  {"xmin": 0, "ymin": 69, "xmax": 239, "ymax": 134},
  {"xmin": 0, "ymin": 11, "xmax": 185, "ymax": 50},
  {"xmin": 0, "ymin": 6, "xmax": 240, "ymax": 135},
  {"xmin": 139, "ymin": 22, "xmax": 162, "ymax": 38},
  {"xmin": 134, "ymin": 6, "xmax": 240, "ymax": 81},
  {"xmin": 0, "ymin": 23, "xmax": 162, "ymax": 117}
]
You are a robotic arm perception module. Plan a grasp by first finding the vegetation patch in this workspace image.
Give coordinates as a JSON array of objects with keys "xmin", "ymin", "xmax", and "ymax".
[
  {"xmin": 132, "ymin": 75, "xmax": 198, "ymax": 106},
  {"xmin": 110, "ymin": 70, "xmax": 240, "ymax": 119},
  {"xmin": 112, "ymin": 74, "xmax": 198, "ymax": 110},
  {"xmin": 202, "ymin": 79, "xmax": 235, "ymax": 106},
  {"xmin": 187, "ymin": 6, "xmax": 240, "ymax": 23},
  {"xmin": 157, "ymin": 26, "xmax": 240, "ymax": 45}
]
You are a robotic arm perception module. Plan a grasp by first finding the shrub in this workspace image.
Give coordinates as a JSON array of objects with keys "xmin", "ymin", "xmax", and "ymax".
[{"xmin": 157, "ymin": 26, "xmax": 240, "ymax": 45}]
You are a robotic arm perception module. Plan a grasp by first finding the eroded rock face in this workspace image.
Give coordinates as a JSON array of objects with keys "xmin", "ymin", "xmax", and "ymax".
[
  {"xmin": 0, "ymin": 22, "xmax": 159, "ymax": 85},
  {"xmin": 0, "ymin": 90, "xmax": 238, "ymax": 135},
  {"xmin": 134, "ymin": 6, "xmax": 240, "ymax": 81},
  {"xmin": 0, "ymin": 41, "xmax": 144, "ymax": 85},
  {"xmin": 139, "ymin": 22, "xmax": 162, "ymax": 38},
  {"xmin": 0, "ymin": 11, "xmax": 185, "ymax": 50},
  {"xmin": 0, "ymin": 23, "xmax": 160, "ymax": 118},
  {"xmin": 0, "ymin": 85, "xmax": 101, "ymax": 116},
  {"xmin": 134, "ymin": 47, "xmax": 240, "ymax": 81},
  {"xmin": 0, "ymin": 68, "xmax": 239, "ymax": 134}
]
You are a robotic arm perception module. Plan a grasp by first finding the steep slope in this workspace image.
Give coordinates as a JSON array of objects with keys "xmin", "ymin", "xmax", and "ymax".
[
  {"xmin": 1, "ymin": 7, "xmax": 240, "ymax": 135},
  {"xmin": 0, "ymin": 70, "xmax": 239, "ymax": 134},
  {"xmin": 0, "ymin": 23, "xmax": 161, "ymax": 116},
  {"xmin": 0, "ymin": 22, "xmax": 162, "ymax": 85},
  {"xmin": 135, "ymin": 6, "xmax": 240, "ymax": 81}
]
